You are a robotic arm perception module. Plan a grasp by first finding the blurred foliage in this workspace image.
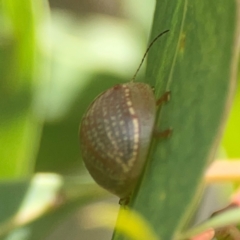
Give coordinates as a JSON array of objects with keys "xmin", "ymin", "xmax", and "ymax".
[
  {"xmin": 222, "ymin": 83, "xmax": 240, "ymax": 158},
  {"xmin": 0, "ymin": 0, "xmax": 156, "ymax": 239},
  {"xmin": 0, "ymin": 0, "xmax": 40, "ymax": 178},
  {"xmin": 0, "ymin": 0, "xmax": 239, "ymax": 239}
]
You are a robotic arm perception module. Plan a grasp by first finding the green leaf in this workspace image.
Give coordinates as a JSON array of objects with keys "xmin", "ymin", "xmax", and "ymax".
[
  {"xmin": 113, "ymin": 1, "xmax": 240, "ymax": 239},
  {"xmin": 0, "ymin": 0, "xmax": 49, "ymax": 178}
]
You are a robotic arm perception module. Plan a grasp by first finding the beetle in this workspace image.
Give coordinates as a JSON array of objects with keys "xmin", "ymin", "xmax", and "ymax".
[{"xmin": 79, "ymin": 30, "xmax": 170, "ymax": 199}]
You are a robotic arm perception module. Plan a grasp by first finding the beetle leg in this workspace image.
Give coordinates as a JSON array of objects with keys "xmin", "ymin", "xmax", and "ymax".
[
  {"xmin": 153, "ymin": 128, "xmax": 172, "ymax": 139},
  {"xmin": 119, "ymin": 195, "xmax": 131, "ymax": 206},
  {"xmin": 156, "ymin": 91, "xmax": 170, "ymax": 106}
]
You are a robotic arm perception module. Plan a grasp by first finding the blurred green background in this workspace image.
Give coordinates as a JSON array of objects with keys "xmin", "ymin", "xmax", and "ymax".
[
  {"xmin": 0, "ymin": 0, "xmax": 156, "ymax": 239},
  {"xmin": 0, "ymin": 0, "xmax": 156, "ymax": 178}
]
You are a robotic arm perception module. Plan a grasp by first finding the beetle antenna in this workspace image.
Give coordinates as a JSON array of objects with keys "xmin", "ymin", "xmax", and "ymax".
[{"xmin": 131, "ymin": 29, "xmax": 169, "ymax": 82}]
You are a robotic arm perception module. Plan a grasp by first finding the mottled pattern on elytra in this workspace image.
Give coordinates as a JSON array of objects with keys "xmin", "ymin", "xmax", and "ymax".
[{"xmin": 81, "ymin": 84, "xmax": 139, "ymax": 179}]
